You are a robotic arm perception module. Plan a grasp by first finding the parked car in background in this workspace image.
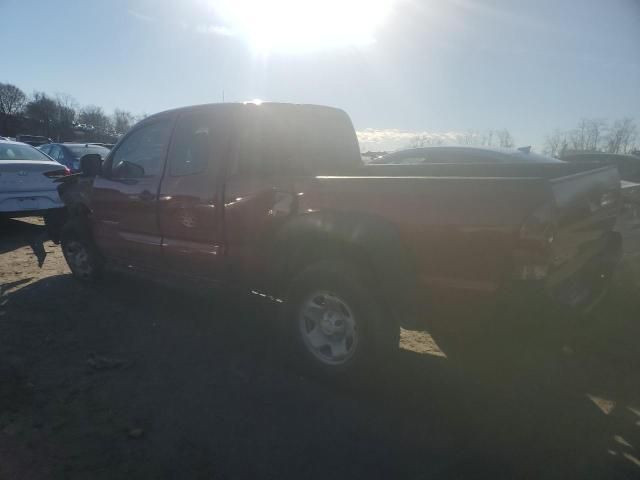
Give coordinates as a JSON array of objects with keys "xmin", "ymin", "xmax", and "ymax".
[
  {"xmin": 0, "ymin": 139, "xmax": 68, "ymax": 228},
  {"xmin": 561, "ymin": 152, "xmax": 640, "ymax": 182},
  {"xmin": 15, "ymin": 134, "xmax": 52, "ymax": 147},
  {"xmin": 55, "ymin": 102, "xmax": 622, "ymax": 379},
  {"xmin": 38, "ymin": 143, "xmax": 111, "ymax": 172},
  {"xmin": 372, "ymin": 146, "xmax": 559, "ymax": 165},
  {"xmin": 88, "ymin": 142, "xmax": 116, "ymax": 150}
]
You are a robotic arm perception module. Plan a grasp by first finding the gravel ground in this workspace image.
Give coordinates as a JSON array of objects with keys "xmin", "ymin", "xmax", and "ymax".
[{"xmin": 1, "ymin": 216, "xmax": 639, "ymax": 479}]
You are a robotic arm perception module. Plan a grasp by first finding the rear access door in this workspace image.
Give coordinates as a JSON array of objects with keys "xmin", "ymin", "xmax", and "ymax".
[{"xmin": 157, "ymin": 106, "xmax": 236, "ymax": 281}]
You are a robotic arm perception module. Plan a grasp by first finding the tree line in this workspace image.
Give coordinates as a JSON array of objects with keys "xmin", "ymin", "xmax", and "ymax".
[
  {"xmin": 411, "ymin": 128, "xmax": 515, "ymax": 149},
  {"xmin": 0, "ymin": 82, "xmax": 143, "ymax": 143},
  {"xmin": 410, "ymin": 119, "xmax": 638, "ymax": 158},
  {"xmin": 544, "ymin": 118, "xmax": 638, "ymax": 158}
]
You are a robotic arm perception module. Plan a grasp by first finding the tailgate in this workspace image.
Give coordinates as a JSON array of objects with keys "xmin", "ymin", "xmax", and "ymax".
[{"xmin": 548, "ymin": 165, "xmax": 620, "ymax": 271}]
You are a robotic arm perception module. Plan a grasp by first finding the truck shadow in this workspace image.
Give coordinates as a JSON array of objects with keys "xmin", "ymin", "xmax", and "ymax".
[
  {"xmin": 1, "ymin": 271, "xmax": 639, "ymax": 478},
  {"xmin": 0, "ymin": 218, "xmax": 49, "ymax": 266}
]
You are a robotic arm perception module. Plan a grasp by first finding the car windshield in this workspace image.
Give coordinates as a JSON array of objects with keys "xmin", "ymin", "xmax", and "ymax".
[
  {"xmin": 66, "ymin": 145, "xmax": 111, "ymax": 159},
  {"xmin": 18, "ymin": 136, "xmax": 48, "ymax": 142},
  {"xmin": 0, "ymin": 143, "xmax": 53, "ymax": 161}
]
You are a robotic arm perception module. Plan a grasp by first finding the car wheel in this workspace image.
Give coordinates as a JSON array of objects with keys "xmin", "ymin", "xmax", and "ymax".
[
  {"xmin": 61, "ymin": 220, "xmax": 103, "ymax": 282},
  {"xmin": 283, "ymin": 260, "xmax": 399, "ymax": 380}
]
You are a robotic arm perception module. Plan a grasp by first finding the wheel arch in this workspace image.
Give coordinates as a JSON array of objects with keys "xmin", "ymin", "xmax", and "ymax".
[{"xmin": 270, "ymin": 211, "xmax": 423, "ymax": 328}]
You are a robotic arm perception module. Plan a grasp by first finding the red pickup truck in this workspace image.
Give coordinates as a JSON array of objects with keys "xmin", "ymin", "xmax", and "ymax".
[{"xmin": 55, "ymin": 102, "xmax": 622, "ymax": 378}]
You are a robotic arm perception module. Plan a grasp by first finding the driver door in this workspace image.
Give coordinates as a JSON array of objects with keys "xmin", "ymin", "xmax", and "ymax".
[{"xmin": 90, "ymin": 117, "xmax": 174, "ymax": 269}]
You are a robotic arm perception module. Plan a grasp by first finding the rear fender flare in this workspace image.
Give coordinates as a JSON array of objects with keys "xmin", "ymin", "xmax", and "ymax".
[{"xmin": 271, "ymin": 211, "xmax": 422, "ymax": 327}]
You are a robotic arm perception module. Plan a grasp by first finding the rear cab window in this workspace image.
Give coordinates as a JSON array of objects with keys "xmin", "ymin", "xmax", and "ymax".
[{"xmin": 230, "ymin": 104, "xmax": 361, "ymax": 177}]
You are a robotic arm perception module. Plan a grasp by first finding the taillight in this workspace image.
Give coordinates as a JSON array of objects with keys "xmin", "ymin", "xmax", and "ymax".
[
  {"xmin": 519, "ymin": 201, "xmax": 556, "ymax": 248},
  {"xmin": 515, "ymin": 201, "xmax": 556, "ymax": 280},
  {"xmin": 43, "ymin": 167, "xmax": 71, "ymax": 178}
]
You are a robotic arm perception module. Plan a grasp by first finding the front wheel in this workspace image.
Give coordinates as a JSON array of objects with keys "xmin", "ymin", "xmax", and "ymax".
[
  {"xmin": 61, "ymin": 220, "xmax": 103, "ymax": 282},
  {"xmin": 283, "ymin": 260, "xmax": 399, "ymax": 380}
]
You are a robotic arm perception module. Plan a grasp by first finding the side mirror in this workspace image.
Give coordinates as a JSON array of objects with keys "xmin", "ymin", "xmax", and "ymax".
[{"xmin": 80, "ymin": 154, "xmax": 103, "ymax": 177}]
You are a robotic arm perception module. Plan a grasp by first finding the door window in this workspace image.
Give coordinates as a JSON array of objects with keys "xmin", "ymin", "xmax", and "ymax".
[
  {"xmin": 168, "ymin": 112, "xmax": 212, "ymax": 176},
  {"xmin": 110, "ymin": 120, "xmax": 172, "ymax": 179}
]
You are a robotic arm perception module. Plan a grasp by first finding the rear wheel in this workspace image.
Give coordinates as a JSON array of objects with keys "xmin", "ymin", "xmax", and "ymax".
[
  {"xmin": 283, "ymin": 260, "xmax": 399, "ymax": 380},
  {"xmin": 61, "ymin": 220, "xmax": 103, "ymax": 282}
]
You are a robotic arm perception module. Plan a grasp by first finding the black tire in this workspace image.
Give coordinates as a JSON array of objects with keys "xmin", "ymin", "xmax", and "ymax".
[
  {"xmin": 282, "ymin": 259, "xmax": 400, "ymax": 381},
  {"xmin": 60, "ymin": 219, "xmax": 103, "ymax": 282}
]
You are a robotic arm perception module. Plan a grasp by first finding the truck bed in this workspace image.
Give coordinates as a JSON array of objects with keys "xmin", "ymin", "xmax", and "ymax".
[{"xmin": 306, "ymin": 162, "xmax": 620, "ymax": 300}]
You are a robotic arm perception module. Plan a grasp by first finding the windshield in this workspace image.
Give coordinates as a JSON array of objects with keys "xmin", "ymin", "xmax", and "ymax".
[
  {"xmin": 17, "ymin": 135, "xmax": 49, "ymax": 142},
  {"xmin": 66, "ymin": 145, "xmax": 111, "ymax": 159},
  {"xmin": 0, "ymin": 143, "xmax": 53, "ymax": 161}
]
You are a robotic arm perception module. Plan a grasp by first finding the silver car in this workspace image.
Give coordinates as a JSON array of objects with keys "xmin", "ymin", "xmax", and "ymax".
[{"xmin": 0, "ymin": 139, "xmax": 69, "ymax": 219}]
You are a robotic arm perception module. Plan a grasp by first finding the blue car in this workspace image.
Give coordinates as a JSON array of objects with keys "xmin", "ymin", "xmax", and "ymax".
[{"xmin": 38, "ymin": 143, "xmax": 110, "ymax": 172}]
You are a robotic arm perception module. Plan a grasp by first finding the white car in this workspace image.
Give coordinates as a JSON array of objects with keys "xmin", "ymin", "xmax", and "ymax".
[{"xmin": 0, "ymin": 139, "xmax": 69, "ymax": 219}]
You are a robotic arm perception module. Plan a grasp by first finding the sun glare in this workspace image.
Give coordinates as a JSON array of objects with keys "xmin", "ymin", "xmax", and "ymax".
[{"xmin": 208, "ymin": 0, "xmax": 395, "ymax": 54}]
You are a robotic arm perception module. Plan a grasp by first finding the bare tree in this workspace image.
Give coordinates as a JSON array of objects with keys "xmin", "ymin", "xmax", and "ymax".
[
  {"xmin": 0, "ymin": 83, "xmax": 27, "ymax": 134},
  {"xmin": 496, "ymin": 128, "xmax": 514, "ymax": 148},
  {"xmin": 606, "ymin": 117, "xmax": 637, "ymax": 154},
  {"xmin": 112, "ymin": 109, "xmax": 135, "ymax": 135},
  {"xmin": 544, "ymin": 129, "xmax": 569, "ymax": 158},
  {"xmin": 79, "ymin": 105, "xmax": 111, "ymax": 132},
  {"xmin": 52, "ymin": 94, "xmax": 77, "ymax": 141},
  {"xmin": 570, "ymin": 118, "xmax": 589, "ymax": 151},
  {"xmin": 25, "ymin": 92, "xmax": 58, "ymax": 137},
  {"xmin": 569, "ymin": 118, "xmax": 607, "ymax": 152},
  {"xmin": 456, "ymin": 130, "xmax": 479, "ymax": 145},
  {"xmin": 410, "ymin": 133, "xmax": 444, "ymax": 148},
  {"xmin": 480, "ymin": 129, "xmax": 495, "ymax": 147},
  {"xmin": 585, "ymin": 118, "xmax": 607, "ymax": 151}
]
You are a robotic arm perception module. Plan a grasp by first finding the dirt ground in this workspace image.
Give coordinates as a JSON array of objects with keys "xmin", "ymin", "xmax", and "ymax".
[{"xmin": 1, "ymin": 216, "xmax": 640, "ymax": 479}]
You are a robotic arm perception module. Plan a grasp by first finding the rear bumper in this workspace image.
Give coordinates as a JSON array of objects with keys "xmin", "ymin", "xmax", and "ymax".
[
  {"xmin": 506, "ymin": 231, "xmax": 622, "ymax": 312},
  {"xmin": 0, "ymin": 190, "xmax": 64, "ymax": 215}
]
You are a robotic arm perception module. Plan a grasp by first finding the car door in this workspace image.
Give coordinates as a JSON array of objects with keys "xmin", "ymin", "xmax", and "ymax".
[
  {"xmin": 222, "ymin": 107, "xmax": 298, "ymax": 289},
  {"xmin": 90, "ymin": 117, "xmax": 174, "ymax": 269},
  {"xmin": 158, "ymin": 107, "xmax": 231, "ymax": 280}
]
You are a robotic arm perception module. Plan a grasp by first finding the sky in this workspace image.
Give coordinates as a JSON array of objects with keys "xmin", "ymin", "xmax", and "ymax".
[{"xmin": 1, "ymin": 0, "xmax": 639, "ymax": 151}]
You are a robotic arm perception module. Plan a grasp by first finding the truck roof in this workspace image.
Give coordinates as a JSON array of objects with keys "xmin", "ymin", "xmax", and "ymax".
[
  {"xmin": 143, "ymin": 102, "xmax": 348, "ymax": 122},
  {"xmin": 137, "ymin": 102, "xmax": 362, "ymax": 173}
]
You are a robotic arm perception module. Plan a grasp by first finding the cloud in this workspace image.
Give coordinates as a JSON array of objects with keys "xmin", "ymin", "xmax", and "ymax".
[
  {"xmin": 195, "ymin": 25, "xmax": 236, "ymax": 36},
  {"xmin": 127, "ymin": 9, "xmax": 156, "ymax": 23},
  {"xmin": 356, "ymin": 128, "xmax": 470, "ymax": 152},
  {"xmin": 127, "ymin": 6, "xmax": 234, "ymax": 38}
]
